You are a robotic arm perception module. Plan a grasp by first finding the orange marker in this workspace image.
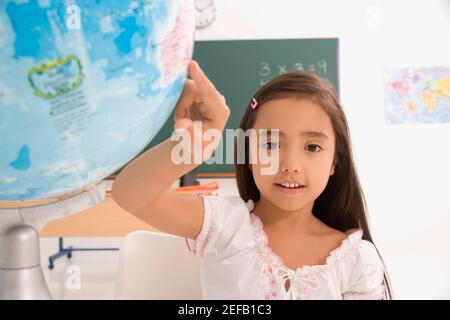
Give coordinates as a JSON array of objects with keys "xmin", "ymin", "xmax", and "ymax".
[{"xmin": 176, "ymin": 181, "xmax": 219, "ymax": 197}]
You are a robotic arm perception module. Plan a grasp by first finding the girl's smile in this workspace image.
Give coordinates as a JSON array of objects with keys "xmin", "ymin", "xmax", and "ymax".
[{"xmin": 275, "ymin": 183, "xmax": 306, "ymax": 194}]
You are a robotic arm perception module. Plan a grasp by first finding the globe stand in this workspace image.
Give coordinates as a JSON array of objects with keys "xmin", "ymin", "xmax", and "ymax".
[{"xmin": 0, "ymin": 182, "xmax": 106, "ymax": 300}]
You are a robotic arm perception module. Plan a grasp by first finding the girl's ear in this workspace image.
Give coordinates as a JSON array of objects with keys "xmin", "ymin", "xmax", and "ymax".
[{"xmin": 330, "ymin": 156, "xmax": 338, "ymax": 176}]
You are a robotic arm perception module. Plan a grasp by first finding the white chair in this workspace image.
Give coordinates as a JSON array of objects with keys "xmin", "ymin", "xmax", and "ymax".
[{"xmin": 115, "ymin": 231, "xmax": 202, "ymax": 299}]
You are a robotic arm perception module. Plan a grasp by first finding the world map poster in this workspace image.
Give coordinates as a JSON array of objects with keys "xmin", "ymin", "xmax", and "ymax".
[{"xmin": 383, "ymin": 66, "xmax": 449, "ymax": 125}]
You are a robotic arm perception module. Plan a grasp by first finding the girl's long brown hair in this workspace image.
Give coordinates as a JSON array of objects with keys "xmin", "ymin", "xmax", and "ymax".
[{"xmin": 234, "ymin": 71, "xmax": 393, "ymax": 299}]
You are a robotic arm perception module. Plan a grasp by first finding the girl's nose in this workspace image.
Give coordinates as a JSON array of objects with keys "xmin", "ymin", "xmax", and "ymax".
[
  {"xmin": 281, "ymin": 167, "xmax": 300, "ymax": 173},
  {"xmin": 280, "ymin": 152, "xmax": 302, "ymax": 173}
]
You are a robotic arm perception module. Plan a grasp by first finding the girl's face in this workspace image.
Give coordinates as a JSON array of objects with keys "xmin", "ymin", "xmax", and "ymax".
[{"xmin": 251, "ymin": 97, "xmax": 336, "ymax": 212}]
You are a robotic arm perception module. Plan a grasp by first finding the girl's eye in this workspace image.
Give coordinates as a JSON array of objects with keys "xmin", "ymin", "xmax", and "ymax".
[
  {"xmin": 262, "ymin": 141, "xmax": 279, "ymax": 149},
  {"xmin": 306, "ymin": 144, "xmax": 322, "ymax": 152}
]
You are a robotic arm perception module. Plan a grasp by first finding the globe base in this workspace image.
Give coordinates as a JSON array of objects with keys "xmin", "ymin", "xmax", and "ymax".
[
  {"xmin": 0, "ymin": 182, "xmax": 106, "ymax": 300},
  {"xmin": 0, "ymin": 225, "xmax": 52, "ymax": 300}
]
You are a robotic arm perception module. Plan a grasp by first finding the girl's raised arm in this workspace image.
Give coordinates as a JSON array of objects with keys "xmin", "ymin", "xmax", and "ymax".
[{"xmin": 111, "ymin": 61, "xmax": 230, "ymax": 239}]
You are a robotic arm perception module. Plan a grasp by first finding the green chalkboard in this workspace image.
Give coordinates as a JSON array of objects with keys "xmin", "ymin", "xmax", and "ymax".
[{"xmin": 137, "ymin": 38, "xmax": 339, "ymax": 175}]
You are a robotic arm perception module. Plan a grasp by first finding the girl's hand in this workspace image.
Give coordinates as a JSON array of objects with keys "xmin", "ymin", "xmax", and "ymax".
[{"xmin": 174, "ymin": 60, "xmax": 230, "ymax": 134}]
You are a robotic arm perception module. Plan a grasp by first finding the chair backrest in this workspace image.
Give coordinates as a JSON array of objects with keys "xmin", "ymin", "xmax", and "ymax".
[{"xmin": 115, "ymin": 231, "xmax": 202, "ymax": 299}]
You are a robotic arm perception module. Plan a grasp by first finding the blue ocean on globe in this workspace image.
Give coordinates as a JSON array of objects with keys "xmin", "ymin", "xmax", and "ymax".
[{"xmin": 0, "ymin": 0, "xmax": 195, "ymax": 201}]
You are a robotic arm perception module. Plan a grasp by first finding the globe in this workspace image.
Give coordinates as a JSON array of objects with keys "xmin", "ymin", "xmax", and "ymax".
[{"xmin": 0, "ymin": 0, "xmax": 195, "ymax": 201}]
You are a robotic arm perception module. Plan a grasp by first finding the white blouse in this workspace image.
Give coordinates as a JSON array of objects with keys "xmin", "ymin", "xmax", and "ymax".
[{"xmin": 186, "ymin": 195, "xmax": 386, "ymax": 300}]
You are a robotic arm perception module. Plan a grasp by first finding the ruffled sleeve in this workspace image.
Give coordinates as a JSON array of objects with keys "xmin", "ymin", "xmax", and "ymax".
[
  {"xmin": 185, "ymin": 195, "xmax": 255, "ymax": 263},
  {"xmin": 341, "ymin": 238, "xmax": 386, "ymax": 300}
]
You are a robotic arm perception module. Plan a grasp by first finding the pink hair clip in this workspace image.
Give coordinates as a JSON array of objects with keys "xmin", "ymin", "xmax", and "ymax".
[{"xmin": 250, "ymin": 98, "xmax": 258, "ymax": 109}]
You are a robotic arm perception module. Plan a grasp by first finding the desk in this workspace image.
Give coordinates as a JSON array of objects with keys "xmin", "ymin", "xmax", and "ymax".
[{"xmin": 40, "ymin": 193, "xmax": 160, "ymax": 237}]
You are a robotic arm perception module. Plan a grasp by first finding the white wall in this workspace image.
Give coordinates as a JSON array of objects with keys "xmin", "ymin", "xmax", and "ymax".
[{"xmin": 195, "ymin": 0, "xmax": 450, "ymax": 299}]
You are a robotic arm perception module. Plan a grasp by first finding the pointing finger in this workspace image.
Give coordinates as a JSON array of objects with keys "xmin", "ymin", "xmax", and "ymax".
[{"xmin": 188, "ymin": 60, "xmax": 217, "ymax": 99}]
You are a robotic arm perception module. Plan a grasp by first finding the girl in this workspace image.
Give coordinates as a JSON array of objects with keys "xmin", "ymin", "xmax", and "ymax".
[{"xmin": 112, "ymin": 61, "xmax": 392, "ymax": 300}]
